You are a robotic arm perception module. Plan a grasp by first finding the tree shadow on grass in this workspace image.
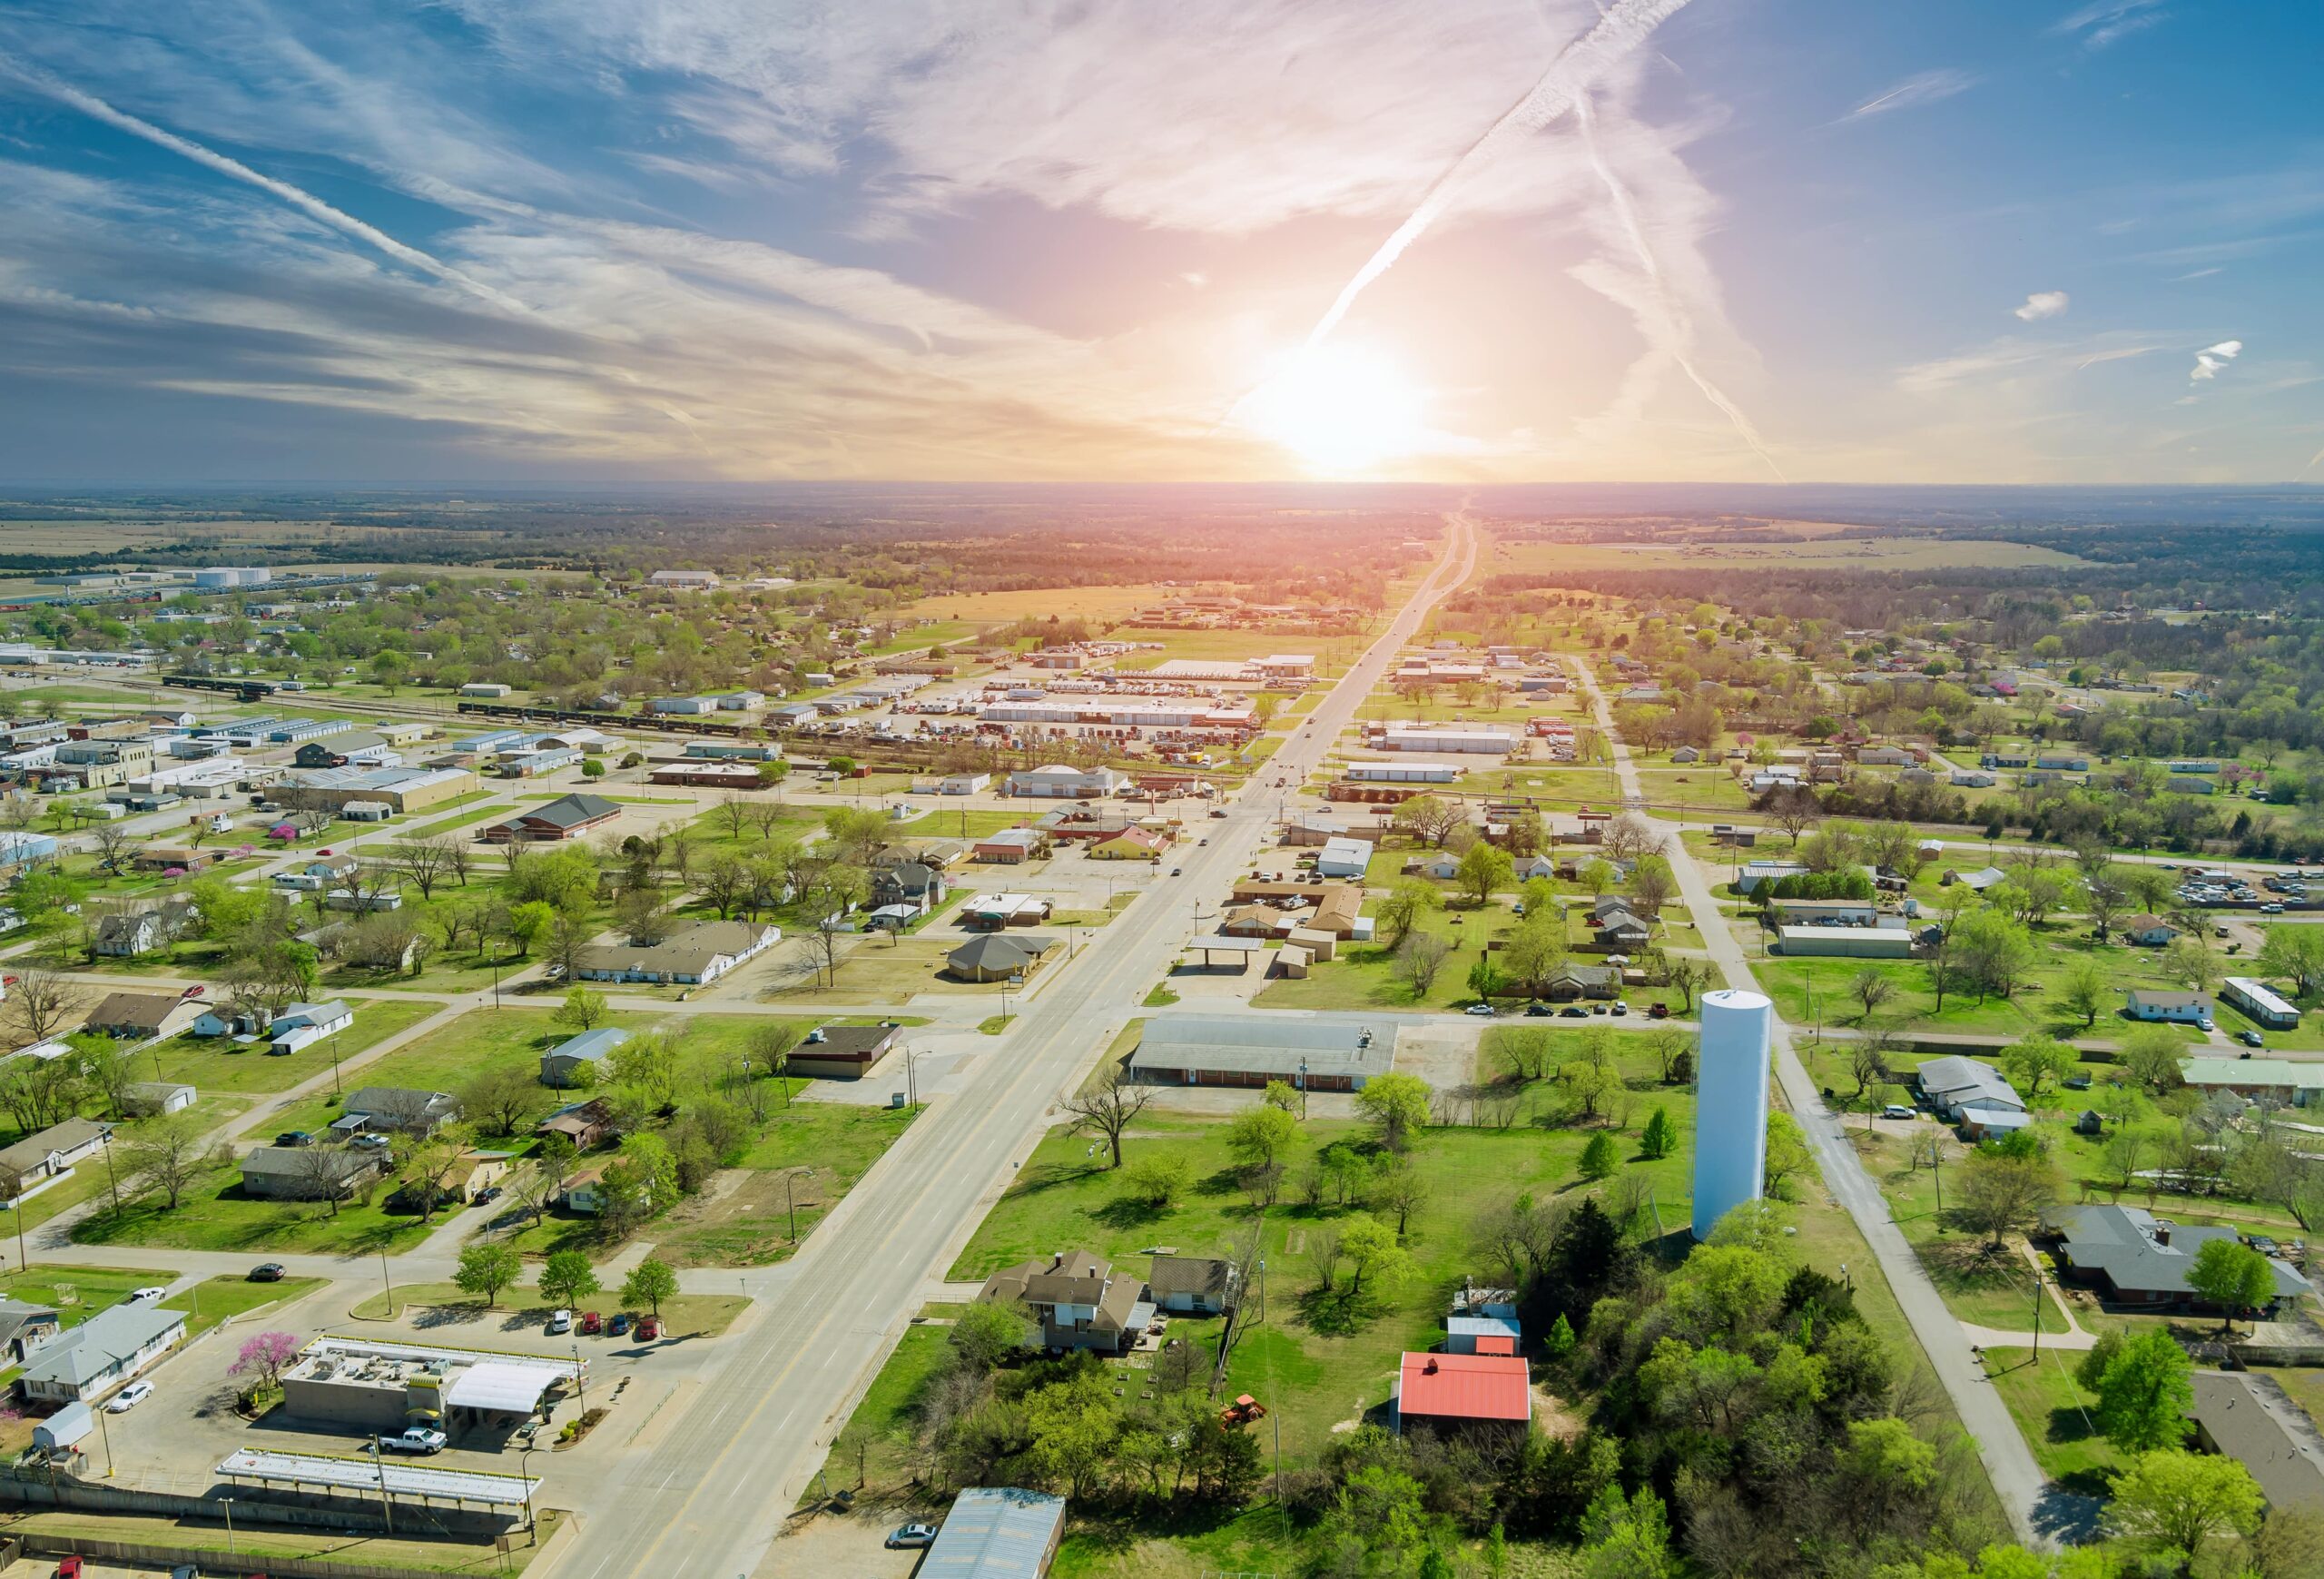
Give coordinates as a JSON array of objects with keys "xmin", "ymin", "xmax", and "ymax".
[
  {"xmin": 1004, "ymin": 1160, "xmax": 1106, "ymax": 1199},
  {"xmin": 1092, "ymin": 1196, "xmax": 1170, "ymax": 1233},
  {"xmin": 1294, "ymin": 1285, "xmax": 1385, "ymax": 1338}
]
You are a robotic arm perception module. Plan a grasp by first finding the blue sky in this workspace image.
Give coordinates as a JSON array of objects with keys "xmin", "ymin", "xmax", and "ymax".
[{"xmin": 0, "ymin": 0, "xmax": 2317, "ymax": 483}]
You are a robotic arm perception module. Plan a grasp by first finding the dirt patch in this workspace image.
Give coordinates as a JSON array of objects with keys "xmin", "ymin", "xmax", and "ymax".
[
  {"xmin": 760, "ymin": 1505, "xmax": 925, "ymax": 1579},
  {"xmin": 1532, "ymin": 1382, "xmax": 1584, "ymax": 1441},
  {"xmin": 656, "ymin": 1167, "xmax": 831, "ymax": 1268}
]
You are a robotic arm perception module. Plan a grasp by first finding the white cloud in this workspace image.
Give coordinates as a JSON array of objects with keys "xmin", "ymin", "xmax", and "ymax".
[
  {"xmin": 1847, "ymin": 69, "xmax": 1976, "ymax": 120},
  {"xmin": 2014, "ymin": 291, "xmax": 2070, "ymax": 321},
  {"xmin": 2189, "ymin": 338, "xmax": 2242, "ymax": 382},
  {"xmin": 2052, "ymin": 1, "xmax": 2170, "ymax": 50}
]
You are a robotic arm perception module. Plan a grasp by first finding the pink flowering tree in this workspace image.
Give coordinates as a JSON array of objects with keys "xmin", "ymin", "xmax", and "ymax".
[{"xmin": 229, "ymin": 1331, "xmax": 301, "ymax": 1391}]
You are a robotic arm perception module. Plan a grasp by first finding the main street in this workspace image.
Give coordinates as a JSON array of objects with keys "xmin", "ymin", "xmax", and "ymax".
[
  {"xmin": 545, "ymin": 512, "xmax": 1477, "ymax": 1579},
  {"xmin": 1571, "ymin": 658, "xmax": 2062, "ymax": 1544}
]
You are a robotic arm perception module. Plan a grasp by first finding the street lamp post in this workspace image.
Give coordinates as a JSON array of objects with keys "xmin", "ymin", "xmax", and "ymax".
[
  {"xmin": 785, "ymin": 1169, "xmax": 799, "ymax": 1243},
  {"xmin": 222, "ymin": 1496, "xmax": 236, "ymax": 1554},
  {"xmin": 9, "ymin": 1197, "xmax": 24, "ymax": 1274},
  {"xmin": 573, "ymin": 1344, "xmax": 586, "ymax": 1414},
  {"xmin": 1297, "ymin": 1057, "xmax": 1309, "ymax": 1120},
  {"xmin": 379, "ymin": 1248, "xmax": 395, "ymax": 1317},
  {"xmin": 96, "ymin": 1394, "xmax": 114, "ymax": 1477},
  {"xmin": 100, "ymin": 1130, "xmax": 121, "ymax": 1217},
  {"xmin": 520, "ymin": 1446, "xmax": 537, "ymax": 1537}
]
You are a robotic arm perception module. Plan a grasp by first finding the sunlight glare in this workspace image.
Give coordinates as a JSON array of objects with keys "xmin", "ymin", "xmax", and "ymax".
[{"xmin": 1236, "ymin": 344, "xmax": 1427, "ymax": 475}]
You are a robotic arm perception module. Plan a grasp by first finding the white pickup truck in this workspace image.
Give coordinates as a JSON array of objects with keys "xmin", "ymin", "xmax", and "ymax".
[{"xmin": 378, "ymin": 1427, "xmax": 448, "ymax": 1455}]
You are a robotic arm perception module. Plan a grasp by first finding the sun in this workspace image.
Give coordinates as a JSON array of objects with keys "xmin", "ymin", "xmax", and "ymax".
[{"xmin": 1236, "ymin": 343, "xmax": 1427, "ymax": 475}]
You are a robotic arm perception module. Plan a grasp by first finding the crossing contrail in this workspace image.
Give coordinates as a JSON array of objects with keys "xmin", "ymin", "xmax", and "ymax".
[
  {"xmin": 1304, "ymin": 0, "xmax": 1698, "ymax": 350},
  {"xmin": 0, "ymin": 54, "xmax": 530, "ymax": 317},
  {"xmin": 1574, "ymin": 94, "xmax": 1787, "ymax": 480}
]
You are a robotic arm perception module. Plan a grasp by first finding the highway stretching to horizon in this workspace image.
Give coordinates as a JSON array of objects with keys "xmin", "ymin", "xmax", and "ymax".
[{"xmin": 548, "ymin": 511, "xmax": 1480, "ymax": 1579}]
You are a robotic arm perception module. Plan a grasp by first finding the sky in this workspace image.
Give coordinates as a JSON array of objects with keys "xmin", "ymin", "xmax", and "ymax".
[{"xmin": 0, "ymin": 0, "xmax": 2318, "ymax": 485}]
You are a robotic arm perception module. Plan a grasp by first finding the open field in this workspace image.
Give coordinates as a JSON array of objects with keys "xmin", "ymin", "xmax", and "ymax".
[
  {"xmin": 899, "ymin": 585, "xmax": 1171, "ymax": 625},
  {"xmin": 1979, "ymin": 1347, "xmax": 2114, "ymax": 1495},
  {"xmin": 1483, "ymin": 536, "xmax": 2092, "ymax": 576}
]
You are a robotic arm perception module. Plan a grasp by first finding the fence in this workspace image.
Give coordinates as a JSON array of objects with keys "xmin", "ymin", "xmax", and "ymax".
[{"xmin": 5, "ymin": 1532, "xmax": 507, "ymax": 1579}]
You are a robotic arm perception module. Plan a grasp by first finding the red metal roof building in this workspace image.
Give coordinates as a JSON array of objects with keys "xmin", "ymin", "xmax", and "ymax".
[{"xmin": 1394, "ymin": 1352, "xmax": 1531, "ymax": 1437}]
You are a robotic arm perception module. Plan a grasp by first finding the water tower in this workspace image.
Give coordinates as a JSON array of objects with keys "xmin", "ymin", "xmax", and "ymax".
[{"xmin": 1691, "ymin": 987, "xmax": 1774, "ymax": 1241}]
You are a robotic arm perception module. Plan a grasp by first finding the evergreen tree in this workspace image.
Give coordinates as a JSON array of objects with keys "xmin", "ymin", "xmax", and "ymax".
[
  {"xmin": 1579, "ymin": 1131, "xmax": 1619, "ymax": 1181},
  {"xmin": 1639, "ymin": 1106, "xmax": 1678, "ymax": 1160}
]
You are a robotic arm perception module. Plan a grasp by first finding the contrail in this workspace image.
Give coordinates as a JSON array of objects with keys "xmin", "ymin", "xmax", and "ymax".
[
  {"xmin": 0, "ymin": 54, "xmax": 529, "ymax": 317},
  {"xmin": 1304, "ymin": 0, "xmax": 1697, "ymax": 350},
  {"xmin": 1574, "ymin": 94, "xmax": 1786, "ymax": 480}
]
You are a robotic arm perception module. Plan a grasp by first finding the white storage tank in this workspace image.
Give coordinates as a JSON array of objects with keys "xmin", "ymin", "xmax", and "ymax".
[{"xmin": 1691, "ymin": 987, "xmax": 1774, "ymax": 1241}]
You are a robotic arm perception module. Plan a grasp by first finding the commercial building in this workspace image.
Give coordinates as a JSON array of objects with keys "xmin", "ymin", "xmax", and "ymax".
[
  {"xmin": 1129, "ymin": 1013, "xmax": 1396, "ymax": 1092},
  {"xmin": 541, "ymin": 1027, "xmax": 630, "ymax": 1088},
  {"xmin": 945, "ymin": 933, "xmax": 1056, "ymax": 982},
  {"xmin": 917, "ymin": 1487, "xmax": 1068, "ymax": 1579},
  {"xmin": 481, "ymin": 792, "xmax": 620, "ymax": 844},
  {"xmin": 2179, "ymin": 1057, "xmax": 2323, "ymax": 1107},
  {"xmin": 786, "ymin": 1023, "xmax": 901, "ymax": 1080},
  {"xmin": 288, "ymin": 765, "xmax": 478, "ymax": 814},
  {"xmin": 1375, "ymin": 725, "xmax": 1513, "ymax": 755},
  {"xmin": 1004, "ymin": 765, "xmax": 1133, "ymax": 798},
  {"xmin": 571, "ymin": 921, "xmax": 780, "ymax": 985},
  {"xmin": 1344, "ymin": 761, "xmax": 1462, "ymax": 784},
  {"xmin": 281, "ymin": 1337, "xmax": 582, "ymax": 1436},
  {"xmin": 1777, "ymin": 924, "xmax": 1914, "ymax": 959},
  {"xmin": 1315, "ymin": 837, "xmax": 1372, "ymax": 879},
  {"xmin": 194, "ymin": 567, "xmax": 271, "ymax": 587}
]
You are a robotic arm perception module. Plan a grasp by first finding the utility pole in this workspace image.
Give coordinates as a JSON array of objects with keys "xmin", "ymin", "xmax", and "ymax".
[{"xmin": 369, "ymin": 1440, "xmax": 395, "ymax": 1535}]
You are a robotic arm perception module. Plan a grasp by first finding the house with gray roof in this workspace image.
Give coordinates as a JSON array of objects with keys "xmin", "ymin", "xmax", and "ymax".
[
  {"xmin": 2190, "ymin": 1371, "xmax": 2324, "ymax": 1514},
  {"xmin": 2043, "ymin": 1202, "xmax": 2308, "ymax": 1314},
  {"xmin": 542, "ymin": 1027, "xmax": 630, "ymax": 1088},
  {"xmin": 1915, "ymin": 1056, "xmax": 2024, "ymax": 1121},
  {"xmin": 16, "ymin": 1302, "xmax": 188, "ymax": 1405}
]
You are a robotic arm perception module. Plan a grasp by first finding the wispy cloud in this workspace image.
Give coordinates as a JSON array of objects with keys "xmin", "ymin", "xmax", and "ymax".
[
  {"xmin": 2052, "ymin": 0, "xmax": 2170, "ymax": 50},
  {"xmin": 1847, "ymin": 69, "xmax": 1975, "ymax": 120},
  {"xmin": 2190, "ymin": 339, "xmax": 2242, "ymax": 383},
  {"xmin": 2014, "ymin": 291, "xmax": 2070, "ymax": 321}
]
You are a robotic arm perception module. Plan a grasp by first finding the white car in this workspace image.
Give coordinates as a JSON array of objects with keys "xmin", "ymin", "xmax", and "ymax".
[
  {"xmin": 547, "ymin": 1308, "xmax": 573, "ymax": 1335},
  {"xmin": 128, "ymin": 1287, "xmax": 170, "ymax": 1305},
  {"xmin": 105, "ymin": 1381, "xmax": 154, "ymax": 1414}
]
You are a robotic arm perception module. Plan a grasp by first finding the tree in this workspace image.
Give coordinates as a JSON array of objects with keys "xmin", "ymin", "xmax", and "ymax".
[
  {"xmin": 1375, "ymin": 879, "xmax": 1438, "ymax": 950},
  {"xmin": 622, "ymin": 1257, "xmax": 679, "ymax": 1319},
  {"xmin": 1456, "ymin": 841, "xmax": 1513, "ymax": 906},
  {"xmin": 1763, "ymin": 1112, "xmax": 1814, "ymax": 1198},
  {"xmin": 2162, "ymin": 935, "xmax": 2222, "ymax": 996},
  {"xmin": 1579, "ymin": 1130, "xmax": 1619, "ymax": 1181},
  {"xmin": 2086, "ymin": 1328, "xmax": 2195, "ymax": 1454},
  {"xmin": 229, "ymin": 1331, "xmax": 301, "ymax": 1393},
  {"xmin": 2123, "ymin": 1025, "xmax": 2190, "ymax": 1096},
  {"xmin": 390, "ymin": 836, "xmax": 458, "ymax": 901},
  {"xmin": 5, "ymin": 965, "xmax": 76, "ymax": 1048},
  {"xmin": 2186, "ymin": 1237, "xmax": 2278, "ymax": 1333},
  {"xmin": 1395, "ymin": 932, "xmax": 1451, "ymax": 997},
  {"xmin": 1371, "ymin": 1159, "xmax": 1430, "ymax": 1236},
  {"xmin": 1849, "ymin": 967, "xmax": 1897, "ymax": 1023},
  {"xmin": 539, "ymin": 1248, "xmax": 600, "ymax": 1308},
  {"xmin": 1357, "ymin": 1072, "xmax": 1433, "ymax": 1152},
  {"xmin": 2257, "ymin": 925, "xmax": 2324, "ymax": 1001},
  {"xmin": 1559, "ymin": 1058, "xmax": 1620, "ymax": 1125},
  {"xmin": 401, "ymin": 1125, "xmax": 476, "ymax": 1223},
  {"xmin": 1580, "ymin": 1483, "xmax": 1677, "ymax": 1579},
  {"xmin": 2059, "ymin": 954, "xmax": 2111, "ymax": 1029},
  {"xmin": 1768, "ymin": 785, "xmax": 1822, "ymax": 847},
  {"xmin": 455, "ymin": 1242, "xmax": 523, "ymax": 1308},
  {"xmin": 949, "ymin": 1298, "xmax": 1033, "ymax": 1370},
  {"xmin": 554, "ymin": 986, "xmax": 610, "ymax": 1033},
  {"xmin": 1466, "ymin": 954, "xmax": 1508, "ymax": 1003},
  {"xmin": 1336, "ymin": 1215, "xmax": 1412, "ymax": 1305},
  {"xmin": 1955, "ymin": 1150, "xmax": 2062, "ymax": 1249},
  {"xmin": 2108, "ymin": 1448, "xmax": 2263, "ymax": 1567},
  {"xmin": 464, "ymin": 1064, "xmax": 538, "ymax": 1138},
  {"xmin": 2004, "ymin": 1035, "xmax": 2078, "ymax": 1100},
  {"xmin": 1059, "ymin": 1068, "xmax": 1154, "ymax": 1169},
  {"xmin": 1663, "ymin": 956, "xmax": 1710, "ymax": 1012},
  {"xmin": 1390, "ymin": 794, "xmax": 1462, "ymax": 848},
  {"xmin": 505, "ymin": 899, "xmax": 555, "ymax": 957},
  {"xmin": 1502, "ymin": 913, "xmax": 1569, "ymax": 994},
  {"xmin": 1124, "ymin": 1150, "xmax": 1191, "ymax": 1207},
  {"xmin": 1640, "ymin": 1106, "xmax": 1678, "ymax": 1160},
  {"xmin": 749, "ymin": 1020, "xmax": 802, "ymax": 1101},
  {"xmin": 1226, "ymin": 1104, "xmax": 1301, "ymax": 1180},
  {"xmin": 122, "ymin": 1111, "xmax": 211, "ymax": 1211}
]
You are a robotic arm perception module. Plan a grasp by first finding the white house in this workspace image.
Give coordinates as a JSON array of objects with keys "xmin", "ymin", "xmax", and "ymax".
[
  {"xmin": 938, "ymin": 773, "xmax": 991, "ymax": 795},
  {"xmin": 17, "ymin": 1304, "xmax": 187, "ymax": 1406},
  {"xmin": 2124, "ymin": 989, "xmax": 2212, "ymax": 1027},
  {"xmin": 1315, "ymin": 837, "xmax": 1372, "ymax": 880},
  {"xmin": 270, "ymin": 1001, "xmax": 353, "ymax": 1054}
]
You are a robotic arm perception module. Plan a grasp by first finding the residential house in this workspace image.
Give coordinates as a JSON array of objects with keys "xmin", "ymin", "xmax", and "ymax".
[
  {"xmin": 120, "ymin": 1081, "xmax": 197, "ymax": 1117},
  {"xmin": 270, "ymin": 1000, "xmax": 352, "ymax": 1054},
  {"xmin": 334, "ymin": 1087, "xmax": 460, "ymax": 1138},
  {"xmin": 1091, "ymin": 826, "xmax": 1171, "ymax": 862},
  {"xmin": 1540, "ymin": 962, "xmax": 1620, "ymax": 1002},
  {"xmin": 2044, "ymin": 1203, "xmax": 2308, "ymax": 1313},
  {"xmin": 239, "ymin": 1145, "xmax": 386, "ymax": 1202},
  {"xmin": 2122, "ymin": 914, "xmax": 2181, "ymax": 947},
  {"xmin": 1915, "ymin": 1056, "xmax": 2028, "ymax": 1137},
  {"xmin": 2224, "ymin": 977, "xmax": 2303, "ymax": 1031},
  {"xmin": 0, "ymin": 1299, "xmax": 62, "ymax": 1365},
  {"xmin": 945, "ymin": 933, "xmax": 1055, "ymax": 983},
  {"xmin": 2188, "ymin": 1371, "xmax": 2324, "ymax": 1514},
  {"xmin": 2126, "ymin": 989, "xmax": 2213, "ymax": 1027},
  {"xmin": 870, "ymin": 860, "xmax": 946, "ymax": 915},
  {"xmin": 571, "ymin": 920, "xmax": 780, "ymax": 985},
  {"xmin": 15, "ymin": 1304, "xmax": 188, "ymax": 1406},
  {"xmin": 1147, "ymin": 1254, "xmax": 1239, "ymax": 1316},
  {"xmin": 2179, "ymin": 1057, "xmax": 2323, "ymax": 1107},
  {"xmin": 0, "ymin": 1119, "xmax": 112, "ymax": 1187},
  {"xmin": 976, "ymin": 1250, "xmax": 1154, "ymax": 1354},
  {"xmin": 541, "ymin": 1027, "xmax": 630, "ymax": 1088},
  {"xmin": 91, "ymin": 912, "xmax": 167, "ymax": 958},
  {"xmin": 82, "ymin": 991, "xmax": 205, "ymax": 1041},
  {"xmin": 536, "ymin": 1099, "xmax": 616, "ymax": 1150}
]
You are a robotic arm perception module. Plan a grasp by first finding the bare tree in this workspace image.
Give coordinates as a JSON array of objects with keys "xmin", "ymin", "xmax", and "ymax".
[
  {"xmin": 1059, "ymin": 1068, "xmax": 1155, "ymax": 1169},
  {"xmin": 716, "ymin": 794, "xmax": 752, "ymax": 841},
  {"xmin": 1395, "ymin": 932, "xmax": 1452, "ymax": 996},
  {"xmin": 5, "ymin": 965, "xmax": 77, "ymax": 1047},
  {"xmin": 1767, "ymin": 785, "xmax": 1822, "ymax": 848},
  {"xmin": 390, "ymin": 836, "xmax": 458, "ymax": 901},
  {"xmin": 89, "ymin": 821, "xmax": 137, "ymax": 873},
  {"xmin": 122, "ymin": 1112, "xmax": 212, "ymax": 1211}
]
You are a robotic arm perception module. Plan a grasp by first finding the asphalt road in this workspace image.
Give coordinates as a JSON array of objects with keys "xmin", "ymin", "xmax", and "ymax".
[
  {"xmin": 1571, "ymin": 658, "xmax": 2062, "ymax": 1546},
  {"xmin": 540, "ymin": 511, "xmax": 1478, "ymax": 1579}
]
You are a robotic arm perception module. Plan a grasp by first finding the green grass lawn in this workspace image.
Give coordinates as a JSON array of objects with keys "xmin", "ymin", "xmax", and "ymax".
[
  {"xmin": 947, "ymin": 1069, "xmax": 1696, "ymax": 1465},
  {"xmin": 144, "ymin": 997, "xmax": 440, "ymax": 1099},
  {"xmin": 164, "ymin": 1272, "xmax": 328, "ymax": 1337},
  {"xmin": 0, "ymin": 1264, "xmax": 168, "ymax": 1317},
  {"xmin": 403, "ymin": 800, "xmax": 527, "ymax": 841},
  {"xmin": 1750, "ymin": 935, "xmax": 2189, "ymax": 1041},
  {"xmin": 1979, "ymin": 1346, "xmax": 2116, "ymax": 1495},
  {"xmin": 68, "ymin": 1152, "xmax": 437, "ymax": 1255},
  {"xmin": 648, "ymin": 1090, "xmax": 921, "ymax": 1268}
]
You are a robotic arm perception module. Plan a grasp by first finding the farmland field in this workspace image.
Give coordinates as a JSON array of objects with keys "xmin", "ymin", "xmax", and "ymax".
[{"xmin": 1483, "ymin": 535, "xmax": 2090, "ymax": 576}]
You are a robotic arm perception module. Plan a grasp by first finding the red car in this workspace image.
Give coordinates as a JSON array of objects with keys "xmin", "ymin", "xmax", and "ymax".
[
  {"xmin": 578, "ymin": 1310, "xmax": 603, "ymax": 1336},
  {"xmin": 637, "ymin": 1317, "xmax": 660, "ymax": 1340}
]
